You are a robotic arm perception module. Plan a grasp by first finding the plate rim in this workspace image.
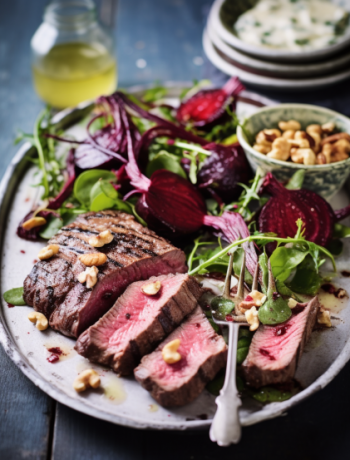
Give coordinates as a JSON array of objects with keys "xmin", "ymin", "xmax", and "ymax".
[
  {"xmin": 0, "ymin": 85, "xmax": 350, "ymax": 431},
  {"xmin": 207, "ymin": 13, "xmax": 350, "ymax": 76},
  {"xmin": 203, "ymin": 28, "xmax": 350, "ymax": 90}
]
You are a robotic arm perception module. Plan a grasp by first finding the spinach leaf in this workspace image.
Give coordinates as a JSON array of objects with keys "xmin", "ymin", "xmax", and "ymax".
[
  {"xmin": 3, "ymin": 287, "xmax": 26, "ymax": 306},
  {"xmin": 210, "ymin": 296, "xmax": 235, "ymax": 320},
  {"xmin": 258, "ymin": 259, "xmax": 292, "ymax": 325},
  {"xmin": 206, "ymin": 373, "xmax": 244, "ymax": 396},
  {"xmin": 333, "ymin": 223, "xmax": 350, "ymax": 238},
  {"xmin": 270, "ymin": 247, "xmax": 308, "ymax": 282},
  {"xmin": 327, "ymin": 239, "xmax": 343, "ymax": 256},
  {"xmin": 146, "ymin": 151, "xmax": 186, "ymax": 179},
  {"xmin": 237, "ymin": 335, "xmax": 252, "ymax": 364},
  {"xmin": 289, "ymin": 256, "xmax": 322, "ymax": 295},
  {"xmin": 74, "ymin": 170, "xmax": 116, "ymax": 206},
  {"xmin": 252, "ymin": 386, "xmax": 292, "ymax": 403},
  {"xmin": 285, "ymin": 170, "xmax": 305, "ymax": 190},
  {"xmin": 276, "ymin": 280, "xmax": 302, "ymax": 301},
  {"xmin": 39, "ymin": 215, "xmax": 63, "ymax": 239}
]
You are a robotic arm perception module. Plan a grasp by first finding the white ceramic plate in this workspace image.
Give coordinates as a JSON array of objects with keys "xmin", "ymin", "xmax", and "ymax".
[
  {"xmin": 210, "ymin": 0, "xmax": 350, "ymax": 62},
  {"xmin": 207, "ymin": 13, "xmax": 350, "ymax": 78},
  {"xmin": 0, "ymin": 85, "xmax": 350, "ymax": 431},
  {"xmin": 203, "ymin": 29, "xmax": 350, "ymax": 90}
]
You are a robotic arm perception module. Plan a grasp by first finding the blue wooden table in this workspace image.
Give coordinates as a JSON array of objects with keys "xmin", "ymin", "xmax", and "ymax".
[{"xmin": 1, "ymin": 1, "xmax": 350, "ymax": 458}]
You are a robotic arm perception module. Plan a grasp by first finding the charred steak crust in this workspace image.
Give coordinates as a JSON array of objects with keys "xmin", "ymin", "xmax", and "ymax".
[
  {"xmin": 134, "ymin": 306, "xmax": 227, "ymax": 407},
  {"xmin": 75, "ymin": 274, "xmax": 202, "ymax": 376},
  {"xmin": 242, "ymin": 297, "xmax": 320, "ymax": 388},
  {"xmin": 23, "ymin": 211, "xmax": 187, "ymax": 337}
]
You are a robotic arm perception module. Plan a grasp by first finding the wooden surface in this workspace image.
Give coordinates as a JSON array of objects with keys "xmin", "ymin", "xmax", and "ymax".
[{"xmin": 1, "ymin": 0, "xmax": 350, "ymax": 459}]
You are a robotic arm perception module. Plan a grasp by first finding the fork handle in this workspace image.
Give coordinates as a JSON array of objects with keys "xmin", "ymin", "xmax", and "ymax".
[{"xmin": 209, "ymin": 322, "xmax": 242, "ymax": 446}]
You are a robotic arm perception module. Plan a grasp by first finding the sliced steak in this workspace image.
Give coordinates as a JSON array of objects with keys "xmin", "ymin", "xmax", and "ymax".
[
  {"xmin": 75, "ymin": 274, "xmax": 202, "ymax": 375},
  {"xmin": 23, "ymin": 211, "xmax": 187, "ymax": 337},
  {"xmin": 134, "ymin": 306, "xmax": 227, "ymax": 407},
  {"xmin": 242, "ymin": 297, "xmax": 320, "ymax": 388}
]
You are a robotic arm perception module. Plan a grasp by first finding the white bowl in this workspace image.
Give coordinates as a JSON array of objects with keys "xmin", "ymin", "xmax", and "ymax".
[
  {"xmin": 203, "ymin": 29, "xmax": 350, "ymax": 91},
  {"xmin": 210, "ymin": 0, "xmax": 350, "ymax": 63},
  {"xmin": 207, "ymin": 13, "xmax": 350, "ymax": 78}
]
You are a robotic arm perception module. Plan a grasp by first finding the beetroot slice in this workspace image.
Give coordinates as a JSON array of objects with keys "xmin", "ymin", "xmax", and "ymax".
[
  {"xmin": 144, "ymin": 169, "xmax": 206, "ymax": 233},
  {"xmin": 259, "ymin": 173, "xmax": 334, "ymax": 247},
  {"xmin": 198, "ymin": 142, "xmax": 252, "ymax": 203},
  {"xmin": 176, "ymin": 77, "xmax": 245, "ymax": 127}
]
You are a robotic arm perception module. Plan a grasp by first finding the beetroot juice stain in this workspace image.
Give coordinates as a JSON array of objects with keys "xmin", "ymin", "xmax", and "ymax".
[
  {"xmin": 341, "ymin": 270, "xmax": 350, "ymax": 277},
  {"xmin": 47, "ymin": 347, "xmax": 64, "ymax": 363},
  {"xmin": 47, "ymin": 354, "xmax": 59, "ymax": 363},
  {"xmin": 20, "ymin": 250, "xmax": 26, "ymax": 254},
  {"xmin": 7, "ymin": 303, "xmax": 15, "ymax": 308}
]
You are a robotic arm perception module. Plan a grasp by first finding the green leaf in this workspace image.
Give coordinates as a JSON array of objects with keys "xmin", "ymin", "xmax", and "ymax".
[
  {"xmin": 146, "ymin": 151, "xmax": 186, "ymax": 178},
  {"xmin": 252, "ymin": 386, "xmax": 292, "ymax": 404},
  {"xmin": 289, "ymin": 256, "xmax": 323, "ymax": 295},
  {"xmin": 276, "ymin": 280, "xmax": 302, "ymax": 301},
  {"xmin": 3, "ymin": 287, "xmax": 26, "ymax": 306},
  {"xmin": 237, "ymin": 335, "xmax": 252, "ymax": 364},
  {"xmin": 285, "ymin": 170, "xmax": 305, "ymax": 190},
  {"xmin": 39, "ymin": 215, "xmax": 63, "ymax": 239},
  {"xmin": 142, "ymin": 86, "xmax": 167, "ymax": 103},
  {"xmin": 333, "ymin": 223, "xmax": 350, "ymax": 238},
  {"xmin": 90, "ymin": 179, "xmax": 117, "ymax": 203},
  {"xmin": 258, "ymin": 295, "xmax": 292, "ymax": 325},
  {"xmin": 327, "ymin": 239, "xmax": 343, "ymax": 256},
  {"xmin": 113, "ymin": 198, "xmax": 133, "ymax": 213},
  {"xmin": 210, "ymin": 296, "xmax": 235, "ymax": 320},
  {"xmin": 90, "ymin": 193, "xmax": 116, "ymax": 212},
  {"xmin": 206, "ymin": 373, "xmax": 225, "ymax": 396},
  {"xmin": 74, "ymin": 170, "xmax": 116, "ymax": 206},
  {"xmin": 270, "ymin": 247, "xmax": 308, "ymax": 282}
]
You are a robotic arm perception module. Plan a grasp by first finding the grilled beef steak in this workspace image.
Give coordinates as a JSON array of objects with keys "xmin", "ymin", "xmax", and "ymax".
[
  {"xmin": 134, "ymin": 306, "xmax": 227, "ymax": 407},
  {"xmin": 242, "ymin": 297, "xmax": 320, "ymax": 388},
  {"xmin": 75, "ymin": 274, "xmax": 202, "ymax": 375},
  {"xmin": 23, "ymin": 211, "xmax": 187, "ymax": 337}
]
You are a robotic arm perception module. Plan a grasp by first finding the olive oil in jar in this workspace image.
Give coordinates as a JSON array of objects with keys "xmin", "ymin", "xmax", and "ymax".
[
  {"xmin": 32, "ymin": 42, "xmax": 117, "ymax": 108},
  {"xmin": 31, "ymin": 0, "xmax": 116, "ymax": 108}
]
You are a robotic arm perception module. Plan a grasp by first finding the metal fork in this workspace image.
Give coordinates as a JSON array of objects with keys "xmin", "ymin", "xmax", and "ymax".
[{"xmin": 209, "ymin": 251, "xmax": 258, "ymax": 446}]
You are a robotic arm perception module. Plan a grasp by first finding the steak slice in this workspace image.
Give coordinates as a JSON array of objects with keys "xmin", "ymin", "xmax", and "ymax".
[
  {"xmin": 23, "ymin": 211, "xmax": 187, "ymax": 337},
  {"xmin": 134, "ymin": 306, "xmax": 227, "ymax": 407},
  {"xmin": 242, "ymin": 297, "xmax": 320, "ymax": 388},
  {"xmin": 75, "ymin": 274, "xmax": 202, "ymax": 375}
]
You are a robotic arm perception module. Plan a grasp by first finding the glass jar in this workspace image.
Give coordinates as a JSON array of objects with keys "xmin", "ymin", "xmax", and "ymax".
[{"xmin": 31, "ymin": 0, "xmax": 117, "ymax": 108}]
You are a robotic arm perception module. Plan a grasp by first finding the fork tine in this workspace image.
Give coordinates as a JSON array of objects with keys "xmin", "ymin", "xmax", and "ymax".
[
  {"xmin": 251, "ymin": 262, "xmax": 259, "ymax": 292},
  {"xmin": 223, "ymin": 252, "xmax": 234, "ymax": 299},
  {"xmin": 236, "ymin": 250, "xmax": 246, "ymax": 299}
]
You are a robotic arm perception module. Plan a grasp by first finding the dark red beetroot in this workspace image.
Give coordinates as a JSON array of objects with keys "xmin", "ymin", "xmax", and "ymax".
[
  {"xmin": 197, "ymin": 142, "xmax": 252, "ymax": 202},
  {"xmin": 242, "ymin": 297, "xmax": 320, "ymax": 388},
  {"xmin": 259, "ymin": 173, "xmax": 335, "ymax": 247},
  {"xmin": 134, "ymin": 306, "xmax": 227, "ymax": 407},
  {"xmin": 176, "ymin": 77, "xmax": 245, "ymax": 127},
  {"xmin": 23, "ymin": 211, "xmax": 187, "ymax": 337},
  {"xmin": 75, "ymin": 274, "xmax": 202, "ymax": 375}
]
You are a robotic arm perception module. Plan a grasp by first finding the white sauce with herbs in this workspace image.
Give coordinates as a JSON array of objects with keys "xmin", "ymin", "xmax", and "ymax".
[{"xmin": 234, "ymin": 0, "xmax": 350, "ymax": 51}]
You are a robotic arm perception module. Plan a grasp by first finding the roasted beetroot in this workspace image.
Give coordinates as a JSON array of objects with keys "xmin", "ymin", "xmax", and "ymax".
[
  {"xmin": 197, "ymin": 142, "xmax": 252, "ymax": 202},
  {"xmin": 176, "ymin": 77, "xmax": 244, "ymax": 127},
  {"xmin": 259, "ymin": 173, "xmax": 335, "ymax": 247}
]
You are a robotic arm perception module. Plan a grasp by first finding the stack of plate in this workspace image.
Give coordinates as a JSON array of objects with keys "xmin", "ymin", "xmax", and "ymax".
[{"xmin": 204, "ymin": 0, "xmax": 350, "ymax": 91}]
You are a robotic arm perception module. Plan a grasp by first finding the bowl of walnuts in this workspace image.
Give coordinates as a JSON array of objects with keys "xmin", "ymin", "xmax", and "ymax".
[{"xmin": 237, "ymin": 103, "xmax": 350, "ymax": 199}]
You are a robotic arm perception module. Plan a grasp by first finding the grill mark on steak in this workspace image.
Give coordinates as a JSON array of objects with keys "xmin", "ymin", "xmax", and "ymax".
[
  {"xmin": 75, "ymin": 274, "xmax": 201, "ymax": 375},
  {"xmin": 24, "ymin": 211, "xmax": 187, "ymax": 337},
  {"xmin": 134, "ymin": 306, "xmax": 227, "ymax": 407}
]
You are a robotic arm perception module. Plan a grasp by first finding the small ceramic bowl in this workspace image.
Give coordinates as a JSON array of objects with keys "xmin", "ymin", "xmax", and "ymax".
[
  {"xmin": 210, "ymin": 0, "xmax": 350, "ymax": 63},
  {"xmin": 237, "ymin": 104, "xmax": 350, "ymax": 199}
]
